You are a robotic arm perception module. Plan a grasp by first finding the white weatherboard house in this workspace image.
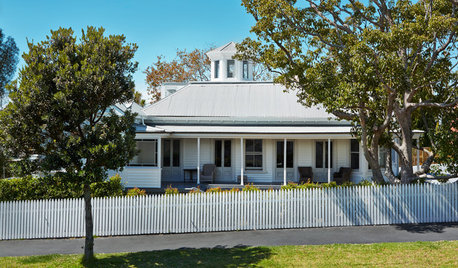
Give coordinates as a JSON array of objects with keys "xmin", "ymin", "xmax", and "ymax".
[{"xmin": 110, "ymin": 42, "xmax": 417, "ymax": 188}]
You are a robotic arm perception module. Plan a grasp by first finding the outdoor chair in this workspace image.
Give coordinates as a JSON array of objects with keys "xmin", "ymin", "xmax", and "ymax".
[
  {"xmin": 333, "ymin": 167, "xmax": 352, "ymax": 185},
  {"xmin": 200, "ymin": 164, "xmax": 216, "ymax": 183},
  {"xmin": 298, "ymin": 166, "xmax": 314, "ymax": 184}
]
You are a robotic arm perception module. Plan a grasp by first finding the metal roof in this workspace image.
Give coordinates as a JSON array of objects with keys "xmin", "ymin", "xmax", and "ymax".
[{"xmin": 142, "ymin": 82, "xmax": 337, "ymax": 123}]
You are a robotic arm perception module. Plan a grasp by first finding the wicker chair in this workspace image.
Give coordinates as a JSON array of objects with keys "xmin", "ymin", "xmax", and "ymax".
[
  {"xmin": 200, "ymin": 164, "xmax": 216, "ymax": 183},
  {"xmin": 333, "ymin": 167, "xmax": 352, "ymax": 185},
  {"xmin": 298, "ymin": 166, "xmax": 314, "ymax": 184}
]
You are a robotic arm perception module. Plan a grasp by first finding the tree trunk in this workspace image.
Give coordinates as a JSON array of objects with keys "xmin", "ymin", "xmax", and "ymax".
[
  {"xmin": 384, "ymin": 147, "xmax": 398, "ymax": 183},
  {"xmin": 83, "ymin": 184, "xmax": 94, "ymax": 263},
  {"xmin": 395, "ymin": 109, "xmax": 416, "ymax": 183},
  {"xmin": 415, "ymin": 148, "xmax": 435, "ymax": 175}
]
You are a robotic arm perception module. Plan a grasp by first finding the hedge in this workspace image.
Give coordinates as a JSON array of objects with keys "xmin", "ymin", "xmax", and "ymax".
[{"xmin": 0, "ymin": 174, "xmax": 124, "ymax": 201}]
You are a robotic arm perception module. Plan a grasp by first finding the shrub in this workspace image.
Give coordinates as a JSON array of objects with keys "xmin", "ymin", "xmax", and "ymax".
[
  {"xmin": 226, "ymin": 188, "xmax": 240, "ymax": 193},
  {"xmin": 321, "ymin": 181, "xmax": 338, "ymax": 188},
  {"xmin": 341, "ymin": 181, "xmax": 355, "ymax": 187},
  {"xmin": 281, "ymin": 182, "xmax": 298, "ymax": 190},
  {"xmin": 0, "ymin": 174, "xmax": 124, "ymax": 201},
  {"xmin": 206, "ymin": 187, "xmax": 222, "ymax": 193},
  {"xmin": 126, "ymin": 187, "xmax": 146, "ymax": 196},
  {"xmin": 164, "ymin": 185, "xmax": 179, "ymax": 195},
  {"xmin": 91, "ymin": 174, "xmax": 125, "ymax": 197},
  {"xmin": 242, "ymin": 183, "xmax": 260, "ymax": 192},
  {"xmin": 357, "ymin": 180, "xmax": 373, "ymax": 186}
]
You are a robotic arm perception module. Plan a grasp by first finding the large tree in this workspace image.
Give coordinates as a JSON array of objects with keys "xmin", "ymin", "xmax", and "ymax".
[
  {"xmin": 0, "ymin": 27, "xmax": 138, "ymax": 262},
  {"xmin": 0, "ymin": 28, "xmax": 19, "ymax": 106},
  {"xmin": 237, "ymin": 0, "xmax": 458, "ymax": 183},
  {"xmin": 145, "ymin": 47, "xmax": 274, "ymax": 103},
  {"xmin": 145, "ymin": 48, "xmax": 211, "ymax": 103}
]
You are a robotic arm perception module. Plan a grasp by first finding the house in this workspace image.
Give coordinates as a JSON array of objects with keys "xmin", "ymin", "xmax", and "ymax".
[{"xmin": 109, "ymin": 42, "xmax": 420, "ymax": 188}]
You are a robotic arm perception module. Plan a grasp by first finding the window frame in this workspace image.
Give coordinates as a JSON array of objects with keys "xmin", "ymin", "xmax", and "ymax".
[
  {"xmin": 276, "ymin": 141, "xmax": 294, "ymax": 168},
  {"xmin": 162, "ymin": 139, "xmax": 180, "ymax": 167},
  {"xmin": 245, "ymin": 139, "xmax": 263, "ymax": 170},
  {"xmin": 227, "ymin": 60, "xmax": 235, "ymax": 78},
  {"xmin": 128, "ymin": 139, "xmax": 158, "ymax": 167},
  {"xmin": 315, "ymin": 141, "xmax": 333, "ymax": 169},
  {"xmin": 243, "ymin": 60, "xmax": 249, "ymax": 79},
  {"xmin": 350, "ymin": 139, "xmax": 360, "ymax": 170},
  {"xmin": 214, "ymin": 60, "xmax": 219, "ymax": 78}
]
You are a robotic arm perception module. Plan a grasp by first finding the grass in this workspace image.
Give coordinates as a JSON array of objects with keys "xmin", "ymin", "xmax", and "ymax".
[{"xmin": 0, "ymin": 240, "xmax": 456, "ymax": 267}]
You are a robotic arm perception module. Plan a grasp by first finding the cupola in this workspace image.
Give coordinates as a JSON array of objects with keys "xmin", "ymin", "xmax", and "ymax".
[{"xmin": 206, "ymin": 42, "xmax": 253, "ymax": 82}]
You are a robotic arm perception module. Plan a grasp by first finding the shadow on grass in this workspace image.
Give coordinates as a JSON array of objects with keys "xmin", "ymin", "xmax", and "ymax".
[
  {"xmin": 81, "ymin": 246, "xmax": 272, "ymax": 268},
  {"xmin": 394, "ymin": 222, "xmax": 458, "ymax": 234}
]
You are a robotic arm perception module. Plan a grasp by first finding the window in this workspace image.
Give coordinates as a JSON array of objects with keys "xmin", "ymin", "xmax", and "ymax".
[
  {"xmin": 276, "ymin": 141, "xmax": 294, "ymax": 168},
  {"xmin": 245, "ymin": 139, "xmax": 262, "ymax": 170},
  {"xmin": 243, "ymin": 61, "xmax": 249, "ymax": 79},
  {"xmin": 172, "ymin": 140, "xmax": 180, "ymax": 167},
  {"xmin": 215, "ymin": 140, "xmax": 231, "ymax": 167},
  {"xmin": 351, "ymin": 139, "xmax": 360, "ymax": 169},
  {"xmin": 129, "ymin": 140, "xmax": 157, "ymax": 166},
  {"xmin": 227, "ymin": 60, "xmax": 235, "ymax": 78},
  {"xmin": 315, "ymin": 141, "xmax": 333, "ymax": 168},
  {"xmin": 214, "ymin": 60, "xmax": 219, "ymax": 78},
  {"xmin": 163, "ymin": 139, "xmax": 180, "ymax": 167}
]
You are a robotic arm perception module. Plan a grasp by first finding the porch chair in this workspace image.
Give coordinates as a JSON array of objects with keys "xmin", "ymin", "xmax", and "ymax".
[
  {"xmin": 298, "ymin": 166, "xmax": 314, "ymax": 184},
  {"xmin": 200, "ymin": 164, "xmax": 216, "ymax": 183},
  {"xmin": 333, "ymin": 167, "xmax": 352, "ymax": 185}
]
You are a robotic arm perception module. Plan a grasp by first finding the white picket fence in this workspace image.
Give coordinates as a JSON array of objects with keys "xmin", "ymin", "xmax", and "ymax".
[{"xmin": 1, "ymin": 183, "xmax": 457, "ymax": 240}]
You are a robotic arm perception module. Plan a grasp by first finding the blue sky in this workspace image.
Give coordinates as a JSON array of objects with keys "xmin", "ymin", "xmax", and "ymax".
[{"xmin": 0, "ymin": 0, "xmax": 255, "ymax": 97}]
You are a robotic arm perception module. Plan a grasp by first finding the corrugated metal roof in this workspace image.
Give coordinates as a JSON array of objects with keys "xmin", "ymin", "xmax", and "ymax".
[
  {"xmin": 152, "ymin": 125, "xmax": 352, "ymax": 134},
  {"xmin": 142, "ymin": 82, "xmax": 335, "ymax": 121}
]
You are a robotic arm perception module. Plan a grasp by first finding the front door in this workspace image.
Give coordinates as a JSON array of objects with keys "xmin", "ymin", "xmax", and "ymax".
[
  {"xmin": 162, "ymin": 139, "xmax": 181, "ymax": 181},
  {"xmin": 275, "ymin": 140, "xmax": 295, "ymax": 182},
  {"xmin": 214, "ymin": 140, "xmax": 233, "ymax": 182}
]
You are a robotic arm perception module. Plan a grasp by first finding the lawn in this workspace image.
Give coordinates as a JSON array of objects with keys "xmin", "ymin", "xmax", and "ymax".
[{"xmin": 1, "ymin": 241, "xmax": 456, "ymax": 267}]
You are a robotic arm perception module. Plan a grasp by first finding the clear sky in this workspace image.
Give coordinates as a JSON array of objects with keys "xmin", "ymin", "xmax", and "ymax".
[{"xmin": 0, "ymin": 0, "xmax": 255, "ymax": 97}]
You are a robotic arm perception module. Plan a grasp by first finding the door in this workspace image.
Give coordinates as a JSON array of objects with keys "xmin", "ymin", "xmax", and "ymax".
[
  {"xmin": 314, "ymin": 140, "xmax": 333, "ymax": 181},
  {"xmin": 162, "ymin": 139, "xmax": 181, "ymax": 181},
  {"xmin": 214, "ymin": 140, "xmax": 233, "ymax": 182},
  {"xmin": 275, "ymin": 140, "xmax": 295, "ymax": 182}
]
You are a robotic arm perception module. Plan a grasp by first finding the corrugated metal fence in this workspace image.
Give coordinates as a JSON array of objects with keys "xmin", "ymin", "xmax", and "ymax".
[{"xmin": 1, "ymin": 183, "xmax": 457, "ymax": 240}]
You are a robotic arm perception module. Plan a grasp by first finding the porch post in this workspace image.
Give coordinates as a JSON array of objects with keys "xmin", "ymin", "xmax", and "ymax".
[
  {"xmin": 157, "ymin": 137, "xmax": 162, "ymax": 168},
  {"xmin": 240, "ymin": 137, "xmax": 244, "ymax": 186},
  {"xmin": 283, "ymin": 138, "xmax": 287, "ymax": 186},
  {"xmin": 327, "ymin": 138, "xmax": 331, "ymax": 183},
  {"xmin": 416, "ymin": 138, "xmax": 420, "ymax": 172},
  {"xmin": 197, "ymin": 137, "xmax": 200, "ymax": 184},
  {"xmin": 157, "ymin": 137, "xmax": 162, "ymax": 188}
]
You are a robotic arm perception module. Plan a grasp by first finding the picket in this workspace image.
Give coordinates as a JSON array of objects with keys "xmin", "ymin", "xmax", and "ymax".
[{"xmin": 0, "ymin": 183, "xmax": 457, "ymax": 240}]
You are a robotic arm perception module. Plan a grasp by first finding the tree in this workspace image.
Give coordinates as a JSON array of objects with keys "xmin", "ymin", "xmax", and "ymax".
[
  {"xmin": 145, "ymin": 48, "xmax": 211, "ymax": 103},
  {"xmin": 434, "ymin": 107, "xmax": 458, "ymax": 175},
  {"xmin": 0, "ymin": 27, "xmax": 138, "ymax": 262},
  {"xmin": 133, "ymin": 89, "xmax": 146, "ymax": 107},
  {"xmin": 145, "ymin": 47, "xmax": 274, "ymax": 103},
  {"xmin": 237, "ymin": 0, "xmax": 458, "ymax": 183},
  {"xmin": 0, "ymin": 28, "xmax": 19, "ymax": 106}
]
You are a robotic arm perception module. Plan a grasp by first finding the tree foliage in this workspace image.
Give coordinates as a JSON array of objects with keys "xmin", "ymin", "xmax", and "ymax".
[
  {"xmin": 133, "ymin": 89, "xmax": 146, "ymax": 107},
  {"xmin": 0, "ymin": 26, "xmax": 138, "ymax": 261},
  {"xmin": 145, "ymin": 47, "xmax": 275, "ymax": 103},
  {"xmin": 0, "ymin": 28, "xmax": 19, "ymax": 104},
  {"xmin": 238, "ymin": 0, "xmax": 458, "ymax": 183},
  {"xmin": 145, "ymin": 48, "xmax": 211, "ymax": 103}
]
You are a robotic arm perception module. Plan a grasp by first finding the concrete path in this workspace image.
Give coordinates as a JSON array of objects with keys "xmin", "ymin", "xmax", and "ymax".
[{"xmin": 0, "ymin": 223, "xmax": 457, "ymax": 257}]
